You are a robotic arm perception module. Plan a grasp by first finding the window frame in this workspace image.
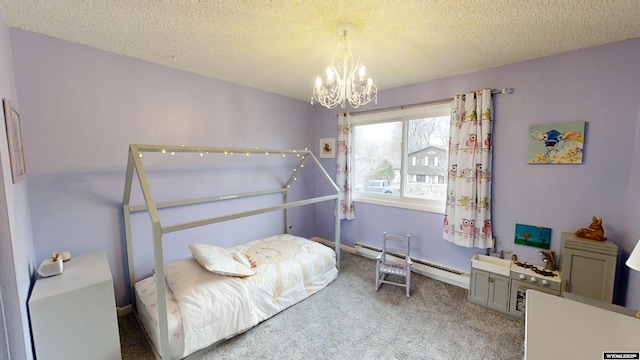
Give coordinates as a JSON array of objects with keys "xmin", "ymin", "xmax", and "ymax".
[{"xmin": 350, "ymin": 102, "xmax": 451, "ymax": 214}]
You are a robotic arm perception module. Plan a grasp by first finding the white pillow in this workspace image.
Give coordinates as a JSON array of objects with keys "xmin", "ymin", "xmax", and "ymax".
[
  {"xmin": 188, "ymin": 243, "xmax": 255, "ymax": 277},
  {"xmin": 232, "ymin": 251, "xmax": 253, "ymax": 268}
]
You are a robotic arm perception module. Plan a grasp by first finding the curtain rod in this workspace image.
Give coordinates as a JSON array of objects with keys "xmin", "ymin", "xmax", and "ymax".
[{"xmin": 348, "ymin": 87, "xmax": 513, "ymax": 116}]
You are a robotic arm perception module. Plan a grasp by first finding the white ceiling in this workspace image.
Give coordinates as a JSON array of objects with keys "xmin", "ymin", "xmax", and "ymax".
[{"xmin": 1, "ymin": 1, "xmax": 640, "ymax": 102}]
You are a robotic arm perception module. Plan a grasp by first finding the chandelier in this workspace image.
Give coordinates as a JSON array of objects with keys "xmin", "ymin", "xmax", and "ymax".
[{"xmin": 311, "ymin": 30, "xmax": 378, "ymax": 109}]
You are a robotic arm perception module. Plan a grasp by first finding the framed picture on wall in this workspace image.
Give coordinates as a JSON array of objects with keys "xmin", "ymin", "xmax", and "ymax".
[
  {"xmin": 3, "ymin": 98, "xmax": 27, "ymax": 183},
  {"xmin": 319, "ymin": 137, "xmax": 335, "ymax": 158},
  {"xmin": 514, "ymin": 223, "xmax": 551, "ymax": 250},
  {"xmin": 528, "ymin": 121, "xmax": 585, "ymax": 164}
]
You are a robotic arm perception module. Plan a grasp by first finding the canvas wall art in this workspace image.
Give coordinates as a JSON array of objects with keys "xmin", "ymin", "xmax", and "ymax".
[
  {"xmin": 528, "ymin": 121, "xmax": 585, "ymax": 164},
  {"xmin": 3, "ymin": 98, "xmax": 26, "ymax": 183},
  {"xmin": 514, "ymin": 223, "xmax": 551, "ymax": 249}
]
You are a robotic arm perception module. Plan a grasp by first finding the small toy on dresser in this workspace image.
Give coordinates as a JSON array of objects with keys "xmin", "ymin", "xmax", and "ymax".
[
  {"xmin": 36, "ymin": 251, "xmax": 72, "ymax": 278},
  {"xmin": 574, "ymin": 216, "xmax": 607, "ymax": 241},
  {"xmin": 37, "ymin": 253, "xmax": 63, "ymax": 277}
]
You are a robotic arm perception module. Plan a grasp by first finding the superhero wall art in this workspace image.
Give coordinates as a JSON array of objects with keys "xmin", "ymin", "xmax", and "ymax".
[{"xmin": 528, "ymin": 121, "xmax": 585, "ymax": 164}]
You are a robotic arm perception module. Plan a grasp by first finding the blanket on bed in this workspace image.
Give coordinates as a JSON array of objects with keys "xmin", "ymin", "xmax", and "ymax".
[
  {"xmin": 164, "ymin": 258, "xmax": 257, "ymax": 357},
  {"xmin": 164, "ymin": 234, "xmax": 337, "ymax": 358}
]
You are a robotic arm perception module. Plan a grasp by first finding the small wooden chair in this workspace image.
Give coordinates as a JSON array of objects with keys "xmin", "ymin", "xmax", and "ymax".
[{"xmin": 375, "ymin": 232, "xmax": 412, "ymax": 297}]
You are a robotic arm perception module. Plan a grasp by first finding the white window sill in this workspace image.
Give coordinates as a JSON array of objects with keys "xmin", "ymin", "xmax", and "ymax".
[{"xmin": 352, "ymin": 193, "xmax": 445, "ymax": 214}]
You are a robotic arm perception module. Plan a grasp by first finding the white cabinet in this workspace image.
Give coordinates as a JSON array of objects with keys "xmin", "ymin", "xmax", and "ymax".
[
  {"xmin": 468, "ymin": 268, "xmax": 510, "ymax": 314},
  {"xmin": 29, "ymin": 252, "xmax": 121, "ymax": 360},
  {"xmin": 525, "ymin": 290, "xmax": 640, "ymax": 359}
]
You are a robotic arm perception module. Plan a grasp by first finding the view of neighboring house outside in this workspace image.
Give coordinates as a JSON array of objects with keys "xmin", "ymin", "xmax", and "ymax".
[{"xmin": 406, "ymin": 146, "xmax": 447, "ymax": 200}]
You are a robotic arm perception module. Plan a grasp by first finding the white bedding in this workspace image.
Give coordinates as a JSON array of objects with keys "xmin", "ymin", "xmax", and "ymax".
[
  {"xmin": 135, "ymin": 275, "xmax": 185, "ymax": 360},
  {"xmin": 135, "ymin": 234, "xmax": 337, "ymax": 359}
]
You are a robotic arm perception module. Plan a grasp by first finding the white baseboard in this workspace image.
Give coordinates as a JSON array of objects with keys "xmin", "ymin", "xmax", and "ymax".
[
  {"xmin": 311, "ymin": 236, "xmax": 359, "ymax": 255},
  {"xmin": 310, "ymin": 236, "xmax": 470, "ymax": 289},
  {"xmin": 117, "ymin": 304, "xmax": 133, "ymax": 317}
]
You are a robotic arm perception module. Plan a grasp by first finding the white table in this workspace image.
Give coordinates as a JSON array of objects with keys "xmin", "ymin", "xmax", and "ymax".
[
  {"xmin": 525, "ymin": 290, "xmax": 640, "ymax": 359},
  {"xmin": 29, "ymin": 252, "xmax": 122, "ymax": 360}
]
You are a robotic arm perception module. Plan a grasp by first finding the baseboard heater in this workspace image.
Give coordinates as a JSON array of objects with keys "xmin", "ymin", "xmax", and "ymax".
[{"xmin": 354, "ymin": 242, "xmax": 470, "ymax": 289}]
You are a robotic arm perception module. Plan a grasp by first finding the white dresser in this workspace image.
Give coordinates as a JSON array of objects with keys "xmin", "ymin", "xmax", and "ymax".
[
  {"xmin": 525, "ymin": 290, "xmax": 640, "ymax": 359},
  {"xmin": 29, "ymin": 252, "xmax": 122, "ymax": 360}
]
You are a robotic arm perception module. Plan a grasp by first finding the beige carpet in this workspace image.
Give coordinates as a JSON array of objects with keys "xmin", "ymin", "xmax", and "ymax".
[{"xmin": 119, "ymin": 250, "xmax": 524, "ymax": 359}]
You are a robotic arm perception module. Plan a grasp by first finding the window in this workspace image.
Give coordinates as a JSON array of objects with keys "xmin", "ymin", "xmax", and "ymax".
[{"xmin": 351, "ymin": 103, "xmax": 450, "ymax": 213}]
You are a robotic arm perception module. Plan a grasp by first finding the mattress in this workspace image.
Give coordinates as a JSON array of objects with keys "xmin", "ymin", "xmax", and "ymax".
[
  {"xmin": 134, "ymin": 234, "xmax": 337, "ymax": 359},
  {"xmin": 134, "ymin": 275, "xmax": 185, "ymax": 360}
]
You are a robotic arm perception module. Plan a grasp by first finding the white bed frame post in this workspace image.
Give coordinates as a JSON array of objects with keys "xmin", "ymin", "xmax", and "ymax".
[
  {"xmin": 124, "ymin": 145, "xmax": 172, "ymax": 359},
  {"xmin": 335, "ymin": 195, "xmax": 341, "ymax": 268},
  {"xmin": 304, "ymin": 152, "xmax": 341, "ymax": 268},
  {"xmin": 122, "ymin": 144, "xmax": 341, "ymax": 359},
  {"xmin": 284, "ymin": 189, "xmax": 291, "ymax": 235}
]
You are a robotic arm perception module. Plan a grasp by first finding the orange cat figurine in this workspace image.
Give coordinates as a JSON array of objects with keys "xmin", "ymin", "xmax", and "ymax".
[{"xmin": 575, "ymin": 216, "xmax": 607, "ymax": 241}]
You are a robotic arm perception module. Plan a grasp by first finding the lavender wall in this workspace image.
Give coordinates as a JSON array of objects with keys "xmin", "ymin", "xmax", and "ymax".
[
  {"xmin": 313, "ymin": 38, "xmax": 640, "ymax": 309},
  {"xmin": 0, "ymin": 16, "xmax": 36, "ymax": 360},
  {"xmin": 8, "ymin": 27, "xmax": 640, "ymax": 313},
  {"xmin": 9, "ymin": 30, "xmax": 318, "ymax": 307}
]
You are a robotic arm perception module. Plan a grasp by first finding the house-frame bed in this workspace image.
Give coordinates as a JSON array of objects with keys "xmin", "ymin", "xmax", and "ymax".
[{"xmin": 122, "ymin": 144, "xmax": 341, "ymax": 359}]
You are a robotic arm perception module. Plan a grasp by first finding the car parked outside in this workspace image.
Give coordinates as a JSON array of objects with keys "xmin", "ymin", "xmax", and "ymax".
[{"xmin": 361, "ymin": 180, "xmax": 400, "ymax": 194}]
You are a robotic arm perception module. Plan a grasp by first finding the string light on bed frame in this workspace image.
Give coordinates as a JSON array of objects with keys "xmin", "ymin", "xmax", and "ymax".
[{"xmin": 136, "ymin": 146, "xmax": 314, "ymax": 158}]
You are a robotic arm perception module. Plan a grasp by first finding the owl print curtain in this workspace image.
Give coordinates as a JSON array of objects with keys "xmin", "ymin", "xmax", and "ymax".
[
  {"xmin": 337, "ymin": 112, "xmax": 355, "ymax": 220},
  {"xmin": 443, "ymin": 89, "xmax": 493, "ymax": 248}
]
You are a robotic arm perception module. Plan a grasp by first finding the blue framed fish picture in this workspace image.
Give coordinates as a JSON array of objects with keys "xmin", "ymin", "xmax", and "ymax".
[
  {"xmin": 514, "ymin": 223, "xmax": 551, "ymax": 249},
  {"xmin": 528, "ymin": 121, "xmax": 585, "ymax": 164}
]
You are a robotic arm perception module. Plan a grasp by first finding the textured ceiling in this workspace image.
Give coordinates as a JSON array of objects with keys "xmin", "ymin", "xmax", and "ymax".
[{"xmin": 1, "ymin": 1, "xmax": 640, "ymax": 102}]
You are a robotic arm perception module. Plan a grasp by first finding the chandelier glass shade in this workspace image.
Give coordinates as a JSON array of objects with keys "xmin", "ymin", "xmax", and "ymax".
[{"xmin": 311, "ymin": 30, "xmax": 378, "ymax": 109}]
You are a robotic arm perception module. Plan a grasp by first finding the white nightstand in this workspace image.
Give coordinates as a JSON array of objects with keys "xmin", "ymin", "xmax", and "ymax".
[{"xmin": 29, "ymin": 251, "xmax": 122, "ymax": 360}]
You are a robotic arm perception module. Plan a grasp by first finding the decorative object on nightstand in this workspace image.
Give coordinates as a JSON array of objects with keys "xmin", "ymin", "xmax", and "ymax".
[
  {"xmin": 625, "ymin": 237, "xmax": 640, "ymax": 318},
  {"xmin": 36, "ymin": 252, "xmax": 73, "ymax": 277},
  {"xmin": 36, "ymin": 253, "xmax": 64, "ymax": 278},
  {"xmin": 574, "ymin": 216, "xmax": 607, "ymax": 241}
]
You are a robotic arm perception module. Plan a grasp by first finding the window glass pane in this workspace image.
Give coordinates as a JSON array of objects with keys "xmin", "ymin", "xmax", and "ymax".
[
  {"xmin": 353, "ymin": 121, "xmax": 402, "ymax": 196},
  {"xmin": 350, "ymin": 102, "xmax": 450, "ymax": 213},
  {"xmin": 405, "ymin": 116, "xmax": 450, "ymax": 200}
]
